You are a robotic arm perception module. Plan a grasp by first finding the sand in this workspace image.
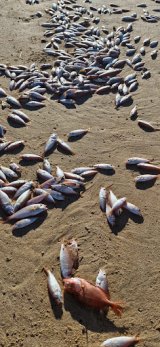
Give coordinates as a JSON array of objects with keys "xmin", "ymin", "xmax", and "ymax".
[{"xmin": 0, "ymin": 0, "xmax": 160, "ymax": 346}]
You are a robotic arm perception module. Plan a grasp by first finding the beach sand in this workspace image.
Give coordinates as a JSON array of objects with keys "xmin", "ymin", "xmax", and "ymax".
[{"xmin": 0, "ymin": 0, "xmax": 160, "ymax": 346}]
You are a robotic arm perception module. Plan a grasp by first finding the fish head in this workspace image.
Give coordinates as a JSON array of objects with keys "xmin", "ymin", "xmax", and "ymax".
[{"xmin": 63, "ymin": 278, "xmax": 81, "ymax": 294}]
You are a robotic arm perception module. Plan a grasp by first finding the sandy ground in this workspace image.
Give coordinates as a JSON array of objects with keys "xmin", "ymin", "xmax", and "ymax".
[{"xmin": 0, "ymin": 0, "xmax": 160, "ymax": 346}]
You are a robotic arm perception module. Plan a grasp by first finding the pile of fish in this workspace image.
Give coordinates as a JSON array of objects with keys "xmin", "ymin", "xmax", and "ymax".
[
  {"xmin": 0, "ymin": 159, "xmax": 116, "ymax": 231},
  {"xmin": 99, "ymin": 186, "xmax": 142, "ymax": 227},
  {"xmin": 44, "ymin": 238, "xmax": 124, "ymax": 317},
  {"xmin": 126, "ymin": 157, "xmax": 160, "ymax": 186},
  {"xmin": 0, "ymin": 0, "xmax": 158, "ymax": 112}
]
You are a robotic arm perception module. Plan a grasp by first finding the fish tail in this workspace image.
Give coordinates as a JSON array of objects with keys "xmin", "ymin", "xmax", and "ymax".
[{"xmin": 109, "ymin": 300, "xmax": 124, "ymax": 317}]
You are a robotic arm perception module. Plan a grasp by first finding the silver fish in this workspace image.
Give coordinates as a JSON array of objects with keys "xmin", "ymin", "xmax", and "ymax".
[
  {"xmin": 12, "ymin": 217, "xmax": 38, "ymax": 231},
  {"xmin": 7, "ymin": 204, "xmax": 47, "ymax": 221},
  {"xmin": 0, "ymin": 190, "xmax": 14, "ymax": 215}
]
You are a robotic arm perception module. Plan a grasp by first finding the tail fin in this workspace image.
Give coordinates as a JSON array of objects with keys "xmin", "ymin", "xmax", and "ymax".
[{"xmin": 109, "ymin": 301, "xmax": 124, "ymax": 317}]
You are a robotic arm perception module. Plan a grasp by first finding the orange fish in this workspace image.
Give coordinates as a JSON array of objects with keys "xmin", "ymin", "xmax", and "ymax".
[{"xmin": 63, "ymin": 277, "xmax": 124, "ymax": 316}]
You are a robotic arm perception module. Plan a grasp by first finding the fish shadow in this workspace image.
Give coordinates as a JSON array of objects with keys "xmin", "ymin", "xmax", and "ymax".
[
  {"xmin": 12, "ymin": 212, "xmax": 47, "ymax": 237},
  {"xmin": 57, "ymin": 145, "xmax": 74, "ymax": 156},
  {"xmin": 110, "ymin": 211, "xmax": 129, "ymax": 235},
  {"xmin": 138, "ymin": 125, "xmax": 155, "ymax": 132},
  {"xmin": 136, "ymin": 180, "xmax": 157, "ymax": 190},
  {"xmin": 19, "ymin": 159, "xmax": 43, "ymax": 166},
  {"xmin": 64, "ymin": 292, "xmax": 128, "ymax": 333},
  {"xmin": 126, "ymin": 164, "xmax": 140, "ymax": 172},
  {"xmin": 76, "ymin": 94, "xmax": 93, "ymax": 105},
  {"xmin": 68, "ymin": 133, "xmax": 88, "ymax": 142},
  {"xmin": 97, "ymin": 169, "xmax": 115, "ymax": 176},
  {"xmin": 120, "ymin": 98, "xmax": 133, "ymax": 107},
  {"xmin": 55, "ymin": 194, "xmax": 81, "ymax": 211},
  {"xmin": 48, "ymin": 291, "xmax": 63, "ymax": 319}
]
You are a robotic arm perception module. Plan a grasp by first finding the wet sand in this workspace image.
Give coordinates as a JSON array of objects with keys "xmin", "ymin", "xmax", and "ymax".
[{"xmin": 0, "ymin": 1, "xmax": 160, "ymax": 346}]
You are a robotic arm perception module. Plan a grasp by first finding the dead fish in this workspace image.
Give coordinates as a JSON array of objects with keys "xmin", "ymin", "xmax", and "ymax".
[
  {"xmin": 96, "ymin": 86, "xmax": 111, "ymax": 94},
  {"xmin": 96, "ymin": 269, "xmax": 110, "ymax": 299},
  {"xmin": 14, "ymin": 189, "xmax": 31, "ymax": 212},
  {"xmin": 56, "ymin": 166, "xmax": 65, "ymax": 180},
  {"xmin": 26, "ymin": 193, "xmax": 48, "ymax": 206},
  {"xmin": 0, "ymin": 125, "xmax": 6, "ymax": 137},
  {"xmin": 126, "ymin": 157, "xmax": 152, "ymax": 165},
  {"xmin": 123, "ymin": 202, "xmax": 142, "ymax": 216},
  {"xmin": 12, "ymin": 217, "xmax": 38, "ymax": 231},
  {"xmin": 0, "ymin": 169, "xmax": 7, "ymax": 182},
  {"xmin": 60, "ymin": 239, "xmax": 79, "ymax": 278},
  {"xmin": 25, "ymin": 101, "xmax": 45, "ymax": 108},
  {"xmin": 1, "ymin": 186, "xmax": 17, "ymax": 196},
  {"xmin": 94, "ymin": 164, "xmax": 115, "ymax": 172},
  {"xmin": 0, "ymin": 166, "xmax": 18, "ymax": 180},
  {"xmin": 34, "ymin": 188, "xmax": 55, "ymax": 204},
  {"xmin": 68, "ymin": 128, "xmax": 90, "ymax": 141},
  {"xmin": 57, "ymin": 138, "xmax": 74, "ymax": 155},
  {"xmin": 12, "ymin": 109, "xmax": 30, "ymax": 123},
  {"xmin": 130, "ymin": 105, "xmax": 137, "ymax": 119},
  {"xmin": 106, "ymin": 200, "xmax": 116, "ymax": 227},
  {"xmin": 138, "ymin": 120, "xmax": 160, "ymax": 132},
  {"xmin": 4, "ymin": 141, "xmax": 25, "ymax": 152},
  {"xmin": 14, "ymin": 181, "xmax": 34, "ymax": 199},
  {"xmin": 20, "ymin": 154, "xmax": 43, "ymax": 162},
  {"xmin": 43, "ymin": 268, "xmax": 63, "ymax": 305},
  {"xmin": 8, "ymin": 114, "xmax": 27, "ymax": 127},
  {"xmin": 43, "ymin": 159, "xmax": 51, "ymax": 173},
  {"xmin": 137, "ymin": 163, "xmax": 160, "ymax": 173},
  {"xmin": 101, "ymin": 335, "xmax": 141, "ymax": 347},
  {"xmin": 0, "ymin": 87, "xmax": 7, "ymax": 97},
  {"xmin": 108, "ymin": 190, "xmax": 122, "ymax": 216},
  {"xmin": 0, "ymin": 142, "xmax": 12, "ymax": 153},
  {"xmin": 49, "ymin": 189, "xmax": 65, "ymax": 201},
  {"xmin": 135, "ymin": 174, "xmax": 159, "ymax": 183},
  {"xmin": 6, "ymin": 204, "xmax": 47, "ymax": 222},
  {"xmin": 111, "ymin": 197, "xmax": 127, "ymax": 214},
  {"xmin": 7, "ymin": 179, "xmax": 27, "ymax": 188},
  {"xmin": 0, "ymin": 190, "xmax": 14, "ymax": 215},
  {"xmin": 37, "ymin": 169, "xmax": 53, "ymax": 181},
  {"xmin": 99, "ymin": 187, "xmax": 107, "ymax": 212},
  {"xmin": 80, "ymin": 169, "xmax": 97, "ymax": 178},
  {"xmin": 6, "ymin": 96, "xmax": 21, "ymax": 108},
  {"xmin": 9, "ymin": 163, "xmax": 21, "ymax": 174},
  {"xmin": 44, "ymin": 133, "xmax": 57, "ymax": 156},
  {"xmin": 51, "ymin": 184, "xmax": 78, "ymax": 196},
  {"xmin": 64, "ymin": 172, "xmax": 84, "ymax": 182},
  {"xmin": 71, "ymin": 167, "xmax": 93, "ymax": 175}
]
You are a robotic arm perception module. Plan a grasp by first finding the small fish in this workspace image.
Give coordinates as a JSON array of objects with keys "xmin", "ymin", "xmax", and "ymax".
[
  {"xmin": 14, "ymin": 181, "xmax": 34, "ymax": 199},
  {"xmin": 9, "ymin": 163, "xmax": 21, "ymax": 174},
  {"xmin": 126, "ymin": 157, "xmax": 152, "ymax": 165},
  {"xmin": 56, "ymin": 166, "xmax": 65, "ymax": 180},
  {"xmin": 0, "ymin": 87, "xmax": 7, "ymax": 97},
  {"xmin": 25, "ymin": 101, "xmax": 45, "ymax": 108},
  {"xmin": 64, "ymin": 172, "xmax": 84, "ymax": 182},
  {"xmin": 138, "ymin": 120, "xmax": 160, "ymax": 132},
  {"xmin": 12, "ymin": 217, "xmax": 38, "ymax": 231},
  {"xmin": 80, "ymin": 169, "xmax": 97, "ymax": 178},
  {"xmin": 123, "ymin": 202, "xmax": 142, "ymax": 216},
  {"xmin": 130, "ymin": 105, "xmax": 137, "ymax": 119},
  {"xmin": 26, "ymin": 193, "xmax": 48, "ymax": 206},
  {"xmin": 52, "ymin": 184, "xmax": 78, "ymax": 196},
  {"xmin": 14, "ymin": 189, "xmax": 31, "ymax": 212},
  {"xmin": 0, "ymin": 125, "xmax": 6, "ymax": 137},
  {"xmin": 99, "ymin": 187, "xmax": 107, "ymax": 212},
  {"xmin": 111, "ymin": 197, "xmax": 127, "ymax": 214},
  {"xmin": 106, "ymin": 201, "xmax": 116, "ymax": 227},
  {"xmin": 1, "ymin": 166, "xmax": 18, "ymax": 180},
  {"xmin": 43, "ymin": 159, "xmax": 51, "ymax": 173},
  {"xmin": 8, "ymin": 114, "xmax": 26, "ymax": 127},
  {"xmin": 44, "ymin": 133, "xmax": 57, "ymax": 156},
  {"xmin": 57, "ymin": 138, "xmax": 74, "ymax": 155},
  {"xmin": 101, "ymin": 335, "xmax": 140, "ymax": 347},
  {"xmin": 135, "ymin": 174, "xmax": 159, "ymax": 183},
  {"xmin": 6, "ymin": 96, "xmax": 21, "ymax": 108},
  {"xmin": 68, "ymin": 128, "xmax": 90, "ymax": 141},
  {"xmin": 37, "ymin": 169, "xmax": 53, "ymax": 181},
  {"xmin": 12, "ymin": 109, "xmax": 30, "ymax": 123},
  {"xmin": 96, "ymin": 269, "xmax": 110, "ymax": 299},
  {"xmin": 94, "ymin": 164, "xmax": 115, "ymax": 172},
  {"xmin": 71, "ymin": 167, "xmax": 93, "ymax": 175},
  {"xmin": 6, "ymin": 204, "xmax": 47, "ymax": 221},
  {"xmin": 0, "ymin": 190, "xmax": 14, "ymax": 215},
  {"xmin": 60, "ymin": 239, "xmax": 79, "ymax": 278},
  {"xmin": 4, "ymin": 141, "xmax": 25, "ymax": 152},
  {"xmin": 43, "ymin": 268, "xmax": 63, "ymax": 305}
]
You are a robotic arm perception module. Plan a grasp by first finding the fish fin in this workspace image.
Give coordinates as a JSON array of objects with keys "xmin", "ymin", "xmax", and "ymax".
[{"xmin": 109, "ymin": 301, "xmax": 124, "ymax": 317}]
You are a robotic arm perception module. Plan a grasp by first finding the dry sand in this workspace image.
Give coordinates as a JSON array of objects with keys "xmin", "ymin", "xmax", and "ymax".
[{"xmin": 0, "ymin": 0, "xmax": 160, "ymax": 346}]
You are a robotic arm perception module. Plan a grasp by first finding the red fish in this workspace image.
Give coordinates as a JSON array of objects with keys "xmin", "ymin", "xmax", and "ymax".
[{"xmin": 63, "ymin": 277, "xmax": 124, "ymax": 316}]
